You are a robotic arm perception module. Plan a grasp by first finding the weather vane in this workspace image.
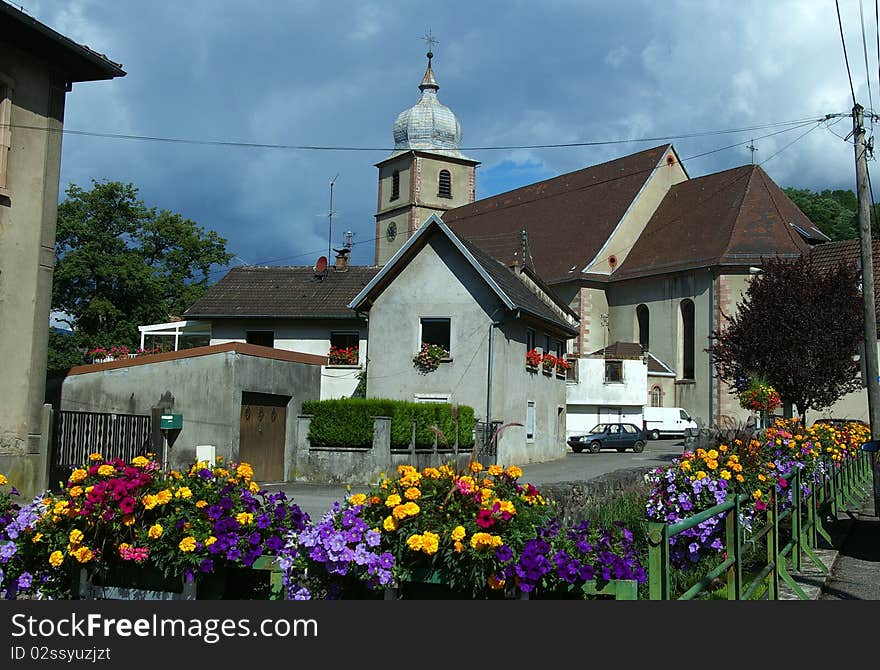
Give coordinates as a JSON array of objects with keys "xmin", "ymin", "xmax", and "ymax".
[{"xmin": 422, "ymin": 29, "xmax": 438, "ymax": 55}]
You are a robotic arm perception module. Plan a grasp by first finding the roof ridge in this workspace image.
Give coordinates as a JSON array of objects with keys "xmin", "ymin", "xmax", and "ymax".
[{"xmin": 721, "ymin": 165, "xmax": 762, "ymax": 259}]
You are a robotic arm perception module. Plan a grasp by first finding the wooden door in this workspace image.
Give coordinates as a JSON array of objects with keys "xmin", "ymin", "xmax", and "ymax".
[{"xmin": 239, "ymin": 392, "xmax": 289, "ymax": 482}]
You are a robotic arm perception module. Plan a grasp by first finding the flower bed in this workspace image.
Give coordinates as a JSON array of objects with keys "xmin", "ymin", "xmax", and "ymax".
[
  {"xmin": 645, "ymin": 418, "xmax": 868, "ymax": 569},
  {"xmin": 278, "ymin": 461, "xmax": 646, "ymax": 599}
]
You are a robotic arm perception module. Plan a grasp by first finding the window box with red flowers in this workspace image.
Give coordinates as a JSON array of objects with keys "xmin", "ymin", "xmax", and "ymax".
[
  {"xmin": 525, "ymin": 348, "xmax": 542, "ymax": 371},
  {"xmin": 328, "ymin": 345, "xmax": 360, "ymax": 367},
  {"xmin": 555, "ymin": 357, "xmax": 570, "ymax": 379},
  {"xmin": 541, "ymin": 353, "xmax": 557, "ymax": 375}
]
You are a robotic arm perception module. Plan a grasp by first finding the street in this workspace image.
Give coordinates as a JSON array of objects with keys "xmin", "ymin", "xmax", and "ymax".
[{"xmin": 264, "ymin": 438, "xmax": 685, "ymax": 520}]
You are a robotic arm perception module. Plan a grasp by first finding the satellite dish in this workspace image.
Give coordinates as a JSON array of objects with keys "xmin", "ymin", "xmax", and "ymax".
[{"xmin": 315, "ymin": 256, "xmax": 328, "ymax": 273}]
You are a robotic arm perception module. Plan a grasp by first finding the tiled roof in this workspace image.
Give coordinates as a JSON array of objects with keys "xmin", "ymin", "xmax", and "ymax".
[
  {"xmin": 809, "ymin": 238, "xmax": 880, "ymax": 320},
  {"xmin": 184, "ymin": 266, "xmax": 380, "ymax": 319},
  {"xmin": 443, "ymin": 145, "xmax": 672, "ymax": 283},
  {"xmin": 589, "ymin": 341, "xmax": 645, "ymax": 359},
  {"xmin": 613, "ymin": 165, "xmax": 811, "ymax": 280}
]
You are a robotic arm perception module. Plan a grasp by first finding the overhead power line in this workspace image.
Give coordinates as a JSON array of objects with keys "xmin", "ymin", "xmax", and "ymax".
[
  {"xmin": 3, "ymin": 116, "xmax": 832, "ymax": 153},
  {"xmin": 838, "ymin": 0, "xmax": 860, "ymax": 107}
]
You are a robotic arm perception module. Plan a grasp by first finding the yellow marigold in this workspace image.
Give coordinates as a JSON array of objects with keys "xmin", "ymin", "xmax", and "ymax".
[
  {"xmin": 505, "ymin": 465, "xmax": 523, "ymax": 479},
  {"xmin": 488, "ymin": 574, "xmax": 505, "ymax": 590},
  {"xmin": 757, "ymin": 474, "xmax": 767, "ymax": 482},
  {"xmin": 88, "ymin": 453, "xmax": 102, "ymax": 461},
  {"xmin": 422, "ymin": 467, "xmax": 441, "ymax": 479},
  {"xmin": 349, "ymin": 493, "xmax": 368, "ymax": 506},
  {"xmin": 732, "ymin": 464, "xmax": 743, "ymax": 473},
  {"xmin": 179, "ymin": 537, "xmax": 197, "ymax": 553},
  {"xmin": 118, "ymin": 543, "xmax": 131, "ymax": 556},
  {"xmin": 369, "ymin": 496, "xmax": 381, "ymax": 505},
  {"xmin": 93, "ymin": 464, "xmax": 110, "ymax": 477},
  {"xmin": 0, "ymin": 474, "xmax": 7, "ymax": 485},
  {"xmin": 439, "ymin": 464, "xmax": 455, "ymax": 477},
  {"xmin": 400, "ymin": 472, "xmax": 422, "ymax": 487},
  {"xmin": 383, "ymin": 516, "xmax": 398, "ymax": 532},
  {"xmin": 385, "ymin": 494, "xmax": 402, "ymax": 508},
  {"xmin": 696, "ymin": 471, "xmax": 707, "ymax": 480},
  {"xmin": 236, "ymin": 463, "xmax": 254, "ymax": 481},
  {"xmin": 49, "ymin": 550, "xmax": 64, "ymax": 568},
  {"xmin": 482, "ymin": 478, "xmax": 494, "ymax": 488},
  {"xmin": 402, "ymin": 502, "xmax": 419, "ymax": 517},
  {"xmin": 767, "ymin": 462, "xmax": 776, "ymax": 469},
  {"xmin": 155, "ymin": 490, "xmax": 172, "ymax": 505},
  {"xmin": 174, "ymin": 487, "xmax": 192, "ymax": 500},
  {"xmin": 196, "ymin": 500, "xmax": 208, "ymax": 509},
  {"xmin": 404, "ymin": 487, "xmax": 421, "ymax": 501},
  {"xmin": 68, "ymin": 528, "xmax": 84, "ymax": 544},
  {"xmin": 469, "ymin": 461, "xmax": 484, "ymax": 473},
  {"xmin": 73, "ymin": 546, "xmax": 93, "ymax": 563},
  {"xmin": 454, "ymin": 541, "xmax": 464, "ymax": 553},
  {"xmin": 236, "ymin": 512, "xmax": 254, "ymax": 525},
  {"xmin": 122, "ymin": 514, "xmax": 135, "ymax": 526},
  {"xmin": 681, "ymin": 461, "xmax": 692, "ymax": 472},
  {"xmin": 487, "ymin": 464, "xmax": 503, "ymax": 476},
  {"xmin": 69, "ymin": 486, "xmax": 83, "ymax": 498},
  {"xmin": 131, "ymin": 456, "xmax": 149, "ymax": 468},
  {"xmin": 480, "ymin": 488, "xmax": 494, "ymax": 500},
  {"xmin": 406, "ymin": 534, "xmax": 424, "ymax": 552},
  {"xmin": 736, "ymin": 474, "xmax": 745, "ymax": 483},
  {"xmin": 706, "ymin": 460, "xmax": 718, "ymax": 470},
  {"xmin": 720, "ymin": 470, "xmax": 731, "ymax": 480},
  {"xmin": 499, "ymin": 500, "xmax": 516, "ymax": 515},
  {"xmin": 32, "ymin": 533, "xmax": 43, "ymax": 543},
  {"xmin": 421, "ymin": 531, "xmax": 440, "ymax": 555},
  {"xmin": 205, "ymin": 536, "xmax": 217, "ymax": 546},
  {"xmin": 719, "ymin": 444, "xmax": 729, "ymax": 453},
  {"xmin": 249, "ymin": 481, "xmax": 260, "ymax": 494},
  {"xmin": 398, "ymin": 464, "xmax": 417, "ymax": 475},
  {"xmin": 470, "ymin": 532, "xmax": 502, "ymax": 550},
  {"xmin": 753, "ymin": 489, "xmax": 763, "ymax": 500},
  {"xmin": 707, "ymin": 449, "xmax": 719, "ymax": 460},
  {"xmin": 169, "ymin": 470, "xmax": 182, "ymax": 480},
  {"xmin": 215, "ymin": 467, "xmax": 230, "ymax": 478},
  {"xmin": 148, "ymin": 524, "xmax": 163, "ymax": 539},
  {"xmin": 69, "ymin": 469, "xmax": 87, "ymax": 484},
  {"xmin": 451, "ymin": 525, "xmax": 466, "ymax": 541},
  {"xmin": 696, "ymin": 448, "xmax": 707, "ymax": 459}
]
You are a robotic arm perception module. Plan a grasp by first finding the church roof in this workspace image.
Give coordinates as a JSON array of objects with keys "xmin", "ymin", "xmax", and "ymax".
[
  {"xmin": 184, "ymin": 266, "xmax": 380, "ymax": 320},
  {"xmin": 612, "ymin": 164, "xmax": 812, "ymax": 281},
  {"xmin": 388, "ymin": 52, "xmax": 476, "ymax": 162},
  {"xmin": 443, "ymin": 145, "xmax": 672, "ymax": 283}
]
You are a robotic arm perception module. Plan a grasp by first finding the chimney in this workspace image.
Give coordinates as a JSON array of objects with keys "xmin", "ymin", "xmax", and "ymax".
[{"xmin": 333, "ymin": 230, "xmax": 353, "ymax": 272}]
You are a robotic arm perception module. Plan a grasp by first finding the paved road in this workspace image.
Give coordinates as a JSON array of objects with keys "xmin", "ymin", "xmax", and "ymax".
[{"xmin": 263, "ymin": 438, "xmax": 686, "ymax": 521}]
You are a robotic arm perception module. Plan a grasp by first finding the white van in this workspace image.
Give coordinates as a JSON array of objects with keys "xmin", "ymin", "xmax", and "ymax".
[{"xmin": 642, "ymin": 407, "xmax": 698, "ymax": 440}]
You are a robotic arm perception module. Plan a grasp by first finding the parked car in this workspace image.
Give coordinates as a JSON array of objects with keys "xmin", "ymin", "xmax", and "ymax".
[
  {"xmin": 567, "ymin": 423, "xmax": 646, "ymax": 454},
  {"xmin": 642, "ymin": 406, "xmax": 698, "ymax": 440}
]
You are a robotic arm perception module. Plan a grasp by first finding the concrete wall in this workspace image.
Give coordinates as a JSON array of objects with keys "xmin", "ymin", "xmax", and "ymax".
[
  {"xmin": 366, "ymin": 232, "xmax": 568, "ymax": 465},
  {"xmin": 210, "ymin": 318, "xmax": 366, "ymax": 399},
  {"xmin": 0, "ymin": 39, "xmax": 68, "ymax": 498},
  {"xmin": 59, "ymin": 350, "xmax": 321, "ymax": 478},
  {"xmin": 565, "ymin": 357, "xmax": 646, "ymax": 437},
  {"xmin": 553, "ymin": 283, "xmax": 609, "ymax": 357}
]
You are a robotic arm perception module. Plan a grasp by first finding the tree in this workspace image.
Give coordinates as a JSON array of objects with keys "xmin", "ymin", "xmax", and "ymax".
[
  {"xmin": 709, "ymin": 254, "xmax": 863, "ymax": 419},
  {"xmin": 783, "ymin": 186, "xmax": 880, "ymax": 240},
  {"xmin": 52, "ymin": 180, "xmax": 232, "ymax": 359}
]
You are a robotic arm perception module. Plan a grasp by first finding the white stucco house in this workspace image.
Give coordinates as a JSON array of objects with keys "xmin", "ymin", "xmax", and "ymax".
[
  {"xmin": 349, "ymin": 214, "xmax": 579, "ymax": 466},
  {"xmin": 180, "ymin": 247, "xmax": 380, "ymax": 400}
]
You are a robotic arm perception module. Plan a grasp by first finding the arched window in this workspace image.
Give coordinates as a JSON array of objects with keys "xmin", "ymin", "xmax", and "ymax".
[
  {"xmin": 680, "ymin": 299, "xmax": 695, "ymax": 380},
  {"xmin": 438, "ymin": 169, "xmax": 452, "ymax": 198},
  {"xmin": 391, "ymin": 170, "xmax": 400, "ymax": 200},
  {"xmin": 636, "ymin": 304, "xmax": 649, "ymax": 350},
  {"xmin": 651, "ymin": 385, "xmax": 663, "ymax": 407}
]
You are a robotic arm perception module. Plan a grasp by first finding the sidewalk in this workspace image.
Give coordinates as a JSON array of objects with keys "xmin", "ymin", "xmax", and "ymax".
[{"xmin": 819, "ymin": 499, "xmax": 880, "ymax": 600}]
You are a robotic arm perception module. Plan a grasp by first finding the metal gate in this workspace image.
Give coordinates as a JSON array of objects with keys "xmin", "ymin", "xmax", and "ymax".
[
  {"xmin": 474, "ymin": 420, "xmax": 502, "ymax": 465},
  {"xmin": 51, "ymin": 410, "xmax": 152, "ymax": 488}
]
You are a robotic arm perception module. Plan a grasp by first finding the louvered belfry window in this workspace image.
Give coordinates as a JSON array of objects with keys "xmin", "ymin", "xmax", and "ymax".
[
  {"xmin": 438, "ymin": 169, "xmax": 452, "ymax": 198},
  {"xmin": 391, "ymin": 170, "xmax": 400, "ymax": 200}
]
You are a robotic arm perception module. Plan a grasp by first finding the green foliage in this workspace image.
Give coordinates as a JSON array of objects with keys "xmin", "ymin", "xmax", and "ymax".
[
  {"xmin": 783, "ymin": 187, "xmax": 859, "ymax": 241},
  {"xmin": 46, "ymin": 329, "xmax": 86, "ymax": 375},
  {"xmin": 303, "ymin": 399, "xmax": 476, "ymax": 448},
  {"xmin": 51, "ymin": 180, "xmax": 232, "ymax": 356}
]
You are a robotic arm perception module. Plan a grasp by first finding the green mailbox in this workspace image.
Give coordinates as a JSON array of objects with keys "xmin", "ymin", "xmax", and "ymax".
[{"xmin": 160, "ymin": 413, "xmax": 183, "ymax": 430}]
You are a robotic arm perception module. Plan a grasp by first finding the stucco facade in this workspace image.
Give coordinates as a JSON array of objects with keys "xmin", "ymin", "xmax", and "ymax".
[
  {"xmin": 59, "ymin": 346, "xmax": 322, "ymax": 479},
  {"xmin": 363, "ymin": 231, "xmax": 570, "ymax": 465},
  {"xmin": 565, "ymin": 357, "xmax": 647, "ymax": 438},
  {"xmin": 0, "ymin": 8, "xmax": 123, "ymax": 497},
  {"xmin": 209, "ymin": 318, "xmax": 366, "ymax": 399}
]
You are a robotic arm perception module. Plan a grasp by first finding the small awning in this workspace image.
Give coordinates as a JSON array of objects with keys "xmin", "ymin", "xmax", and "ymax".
[{"xmin": 137, "ymin": 320, "xmax": 211, "ymax": 351}]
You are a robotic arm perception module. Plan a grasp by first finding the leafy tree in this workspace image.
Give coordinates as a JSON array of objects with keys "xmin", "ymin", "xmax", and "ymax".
[
  {"xmin": 709, "ymin": 254, "xmax": 864, "ymax": 419},
  {"xmin": 783, "ymin": 187, "xmax": 859, "ymax": 240},
  {"xmin": 51, "ymin": 180, "xmax": 232, "ymax": 360},
  {"xmin": 46, "ymin": 329, "xmax": 86, "ymax": 376}
]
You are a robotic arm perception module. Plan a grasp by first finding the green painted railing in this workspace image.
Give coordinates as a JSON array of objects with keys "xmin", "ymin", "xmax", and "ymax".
[{"xmin": 647, "ymin": 451, "xmax": 874, "ymax": 600}]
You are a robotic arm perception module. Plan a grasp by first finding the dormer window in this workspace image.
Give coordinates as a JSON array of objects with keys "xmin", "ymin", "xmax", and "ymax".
[
  {"xmin": 391, "ymin": 170, "xmax": 400, "ymax": 201},
  {"xmin": 438, "ymin": 169, "xmax": 452, "ymax": 198}
]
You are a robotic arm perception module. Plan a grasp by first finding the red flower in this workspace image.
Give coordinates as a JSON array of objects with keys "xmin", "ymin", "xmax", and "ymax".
[{"xmin": 475, "ymin": 509, "xmax": 496, "ymax": 528}]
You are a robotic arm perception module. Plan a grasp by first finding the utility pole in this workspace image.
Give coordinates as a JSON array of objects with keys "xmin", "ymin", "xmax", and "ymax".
[{"xmin": 853, "ymin": 103, "xmax": 880, "ymax": 516}]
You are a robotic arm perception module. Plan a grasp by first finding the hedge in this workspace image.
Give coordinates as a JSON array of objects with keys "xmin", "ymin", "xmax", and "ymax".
[{"xmin": 302, "ymin": 399, "xmax": 476, "ymax": 448}]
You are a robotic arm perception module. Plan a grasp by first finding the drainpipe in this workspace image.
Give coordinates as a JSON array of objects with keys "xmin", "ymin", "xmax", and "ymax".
[
  {"xmin": 708, "ymin": 269, "xmax": 715, "ymax": 427},
  {"xmin": 486, "ymin": 308, "xmax": 504, "ymax": 428}
]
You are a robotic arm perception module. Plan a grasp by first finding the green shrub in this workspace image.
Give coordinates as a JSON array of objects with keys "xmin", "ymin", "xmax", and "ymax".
[{"xmin": 302, "ymin": 399, "xmax": 475, "ymax": 448}]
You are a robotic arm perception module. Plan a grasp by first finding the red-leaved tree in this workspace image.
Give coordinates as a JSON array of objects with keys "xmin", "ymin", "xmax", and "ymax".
[{"xmin": 709, "ymin": 254, "xmax": 864, "ymax": 419}]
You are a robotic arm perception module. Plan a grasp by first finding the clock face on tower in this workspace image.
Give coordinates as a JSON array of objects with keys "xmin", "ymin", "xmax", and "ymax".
[{"xmin": 386, "ymin": 222, "xmax": 397, "ymax": 242}]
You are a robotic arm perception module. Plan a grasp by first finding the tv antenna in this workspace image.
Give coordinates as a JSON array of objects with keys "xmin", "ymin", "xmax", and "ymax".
[
  {"xmin": 747, "ymin": 138, "xmax": 758, "ymax": 164},
  {"xmin": 327, "ymin": 173, "xmax": 339, "ymax": 264}
]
